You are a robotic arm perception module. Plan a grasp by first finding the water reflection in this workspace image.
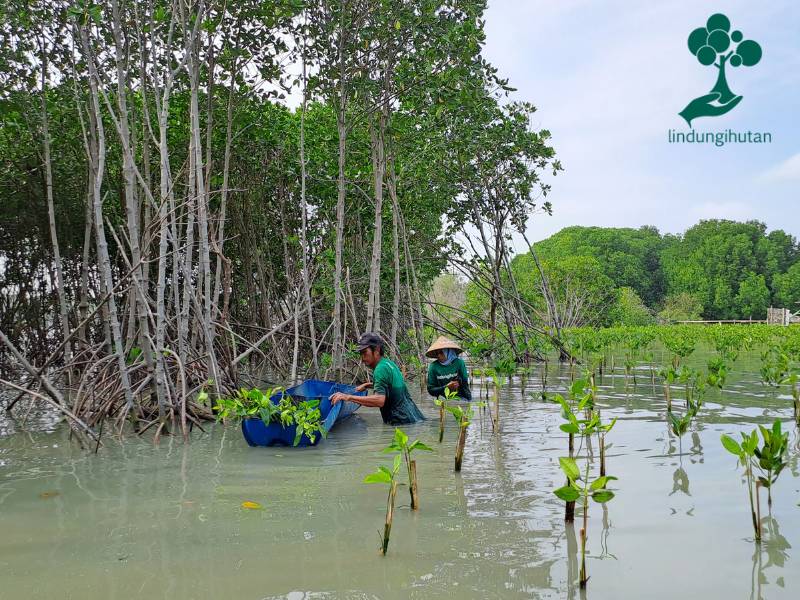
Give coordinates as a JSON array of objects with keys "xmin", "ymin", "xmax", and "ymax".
[
  {"xmin": 752, "ymin": 516, "xmax": 792, "ymax": 599},
  {"xmin": 2, "ymin": 352, "xmax": 800, "ymax": 598},
  {"xmin": 670, "ymin": 466, "xmax": 691, "ymax": 497}
]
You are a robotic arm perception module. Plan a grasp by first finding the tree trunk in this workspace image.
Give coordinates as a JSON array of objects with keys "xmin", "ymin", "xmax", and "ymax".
[{"xmin": 39, "ymin": 43, "xmax": 72, "ymax": 367}]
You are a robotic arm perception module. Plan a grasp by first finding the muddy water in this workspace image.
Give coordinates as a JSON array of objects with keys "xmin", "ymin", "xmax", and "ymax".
[{"xmin": 1, "ymin": 352, "xmax": 799, "ymax": 599}]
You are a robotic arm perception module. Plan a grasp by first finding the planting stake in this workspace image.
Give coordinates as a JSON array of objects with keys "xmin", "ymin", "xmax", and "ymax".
[
  {"xmin": 410, "ymin": 459, "xmax": 419, "ymax": 510},
  {"xmin": 566, "ymin": 432, "xmax": 575, "ymax": 522},
  {"xmin": 755, "ymin": 481, "xmax": 763, "ymax": 542},
  {"xmin": 455, "ymin": 419, "xmax": 468, "ymax": 471},
  {"xmin": 599, "ymin": 434, "xmax": 606, "ymax": 477},
  {"xmin": 438, "ymin": 404, "xmax": 445, "ymax": 443},
  {"xmin": 382, "ymin": 480, "xmax": 397, "ymax": 555}
]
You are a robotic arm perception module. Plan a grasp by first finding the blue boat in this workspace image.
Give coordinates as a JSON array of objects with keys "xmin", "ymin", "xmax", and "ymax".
[{"xmin": 240, "ymin": 379, "xmax": 364, "ymax": 447}]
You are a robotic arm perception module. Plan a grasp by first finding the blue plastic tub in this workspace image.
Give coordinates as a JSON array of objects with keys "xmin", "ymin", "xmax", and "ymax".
[{"xmin": 240, "ymin": 380, "xmax": 363, "ymax": 447}]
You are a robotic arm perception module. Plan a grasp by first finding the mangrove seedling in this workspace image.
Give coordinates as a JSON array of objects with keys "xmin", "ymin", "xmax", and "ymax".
[
  {"xmin": 382, "ymin": 427, "xmax": 433, "ymax": 510},
  {"xmin": 706, "ymin": 356, "xmax": 729, "ymax": 390},
  {"xmin": 782, "ymin": 371, "xmax": 800, "ymax": 424},
  {"xmin": 721, "ymin": 421, "xmax": 789, "ymax": 542},
  {"xmin": 658, "ymin": 365, "xmax": 677, "ymax": 411},
  {"xmin": 760, "ymin": 346, "xmax": 789, "ymax": 389},
  {"xmin": 554, "ymin": 456, "xmax": 618, "ymax": 588},
  {"xmin": 754, "ymin": 421, "xmax": 790, "ymax": 507},
  {"xmin": 677, "ymin": 366, "xmax": 706, "ymax": 410},
  {"xmin": 553, "ymin": 378, "xmax": 616, "ymax": 519},
  {"xmin": 363, "ymin": 454, "xmax": 403, "ymax": 555},
  {"xmin": 434, "ymin": 386, "xmax": 460, "ymax": 443},
  {"xmin": 443, "ymin": 400, "xmax": 484, "ymax": 472}
]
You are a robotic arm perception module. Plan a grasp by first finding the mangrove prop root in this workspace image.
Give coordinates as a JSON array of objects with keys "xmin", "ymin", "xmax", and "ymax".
[
  {"xmin": 455, "ymin": 421, "xmax": 468, "ymax": 472},
  {"xmin": 410, "ymin": 460, "xmax": 419, "ymax": 510},
  {"xmin": 382, "ymin": 480, "xmax": 398, "ymax": 555}
]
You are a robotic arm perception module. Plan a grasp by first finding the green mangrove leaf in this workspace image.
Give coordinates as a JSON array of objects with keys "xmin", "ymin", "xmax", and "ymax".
[
  {"xmin": 591, "ymin": 490, "xmax": 615, "ymax": 503},
  {"xmin": 364, "ymin": 471, "xmax": 392, "ymax": 485},
  {"xmin": 559, "ymin": 423, "xmax": 580, "ymax": 434},
  {"xmin": 590, "ymin": 476, "xmax": 612, "ymax": 491},
  {"xmin": 409, "ymin": 440, "xmax": 434, "ymax": 452},
  {"xmin": 559, "ymin": 457, "xmax": 580, "ymax": 481},
  {"xmin": 553, "ymin": 485, "xmax": 581, "ymax": 502},
  {"xmin": 394, "ymin": 428, "xmax": 409, "ymax": 448}
]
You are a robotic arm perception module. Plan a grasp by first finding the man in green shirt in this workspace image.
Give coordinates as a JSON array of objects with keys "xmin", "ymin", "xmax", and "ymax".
[
  {"xmin": 330, "ymin": 333, "xmax": 425, "ymax": 425},
  {"xmin": 425, "ymin": 336, "xmax": 472, "ymax": 401}
]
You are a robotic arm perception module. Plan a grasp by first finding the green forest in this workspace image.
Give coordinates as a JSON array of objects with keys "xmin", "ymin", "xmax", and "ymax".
[{"xmin": 461, "ymin": 219, "xmax": 800, "ymax": 327}]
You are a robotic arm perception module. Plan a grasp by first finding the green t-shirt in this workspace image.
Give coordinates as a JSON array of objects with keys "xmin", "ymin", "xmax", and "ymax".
[
  {"xmin": 372, "ymin": 357, "xmax": 425, "ymax": 425},
  {"xmin": 426, "ymin": 357, "xmax": 472, "ymax": 401}
]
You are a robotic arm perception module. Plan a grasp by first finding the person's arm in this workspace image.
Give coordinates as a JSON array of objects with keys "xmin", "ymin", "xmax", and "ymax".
[
  {"xmin": 458, "ymin": 359, "xmax": 472, "ymax": 401},
  {"xmin": 330, "ymin": 390, "xmax": 385, "ymax": 407},
  {"xmin": 427, "ymin": 364, "xmax": 446, "ymax": 397}
]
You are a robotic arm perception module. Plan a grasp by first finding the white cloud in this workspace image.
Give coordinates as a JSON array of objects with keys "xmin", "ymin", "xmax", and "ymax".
[
  {"xmin": 759, "ymin": 153, "xmax": 800, "ymax": 182},
  {"xmin": 483, "ymin": 0, "xmax": 800, "ymax": 244}
]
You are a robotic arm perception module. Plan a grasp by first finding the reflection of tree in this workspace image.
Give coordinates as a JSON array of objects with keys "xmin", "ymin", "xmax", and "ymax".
[
  {"xmin": 690, "ymin": 432, "xmax": 703, "ymax": 458},
  {"xmin": 670, "ymin": 466, "xmax": 691, "ymax": 497},
  {"xmin": 566, "ymin": 521, "xmax": 578, "ymax": 600},
  {"xmin": 750, "ymin": 516, "xmax": 791, "ymax": 600},
  {"xmin": 599, "ymin": 502, "xmax": 617, "ymax": 561}
]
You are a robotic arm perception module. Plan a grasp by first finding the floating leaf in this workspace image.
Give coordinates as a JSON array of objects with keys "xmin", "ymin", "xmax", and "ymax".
[
  {"xmin": 39, "ymin": 491, "xmax": 60, "ymax": 499},
  {"xmin": 241, "ymin": 501, "xmax": 262, "ymax": 510}
]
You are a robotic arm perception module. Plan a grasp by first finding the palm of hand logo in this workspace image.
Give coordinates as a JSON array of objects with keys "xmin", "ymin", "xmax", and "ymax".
[{"xmin": 679, "ymin": 13, "xmax": 762, "ymax": 126}]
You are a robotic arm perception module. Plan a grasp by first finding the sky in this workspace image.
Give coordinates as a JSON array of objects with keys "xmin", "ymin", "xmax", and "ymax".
[{"xmin": 482, "ymin": 0, "xmax": 800, "ymax": 243}]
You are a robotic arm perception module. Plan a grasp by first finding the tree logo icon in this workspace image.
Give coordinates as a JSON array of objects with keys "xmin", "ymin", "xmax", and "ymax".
[{"xmin": 679, "ymin": 13, "xmax": 762, "ymax": 126}]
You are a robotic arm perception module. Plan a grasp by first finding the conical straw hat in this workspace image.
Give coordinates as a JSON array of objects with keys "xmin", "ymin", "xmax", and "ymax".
[{"xmin": 425, "ymin": 336, "xmax": 463, "ymax": 358}]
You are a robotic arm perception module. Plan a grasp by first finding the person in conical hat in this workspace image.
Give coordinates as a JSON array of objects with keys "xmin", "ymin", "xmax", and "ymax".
[{"xmin": 426, "ymin": 336, "xmax": 471, "ymax": 401}]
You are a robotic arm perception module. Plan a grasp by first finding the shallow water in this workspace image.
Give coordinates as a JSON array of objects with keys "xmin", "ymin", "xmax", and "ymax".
[{"xmin": 2, "ymin": 352, "xmax": 799, "ymax": 600}]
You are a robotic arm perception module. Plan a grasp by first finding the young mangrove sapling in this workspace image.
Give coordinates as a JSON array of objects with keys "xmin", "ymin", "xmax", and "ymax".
[
  {"xmin": 363, "ymin": 454, "xmax": 403, "ymax": 555},
  {"xmin": 554, "ymin": 453, "xmax": 617, "ymax": 588},
  {"xmin": 721, "ymin": 421, "xmax": 788, "ymax": 542},
  {"xmin": 382, "ymin": 427, "xmax": 433, "ymax": 510}
]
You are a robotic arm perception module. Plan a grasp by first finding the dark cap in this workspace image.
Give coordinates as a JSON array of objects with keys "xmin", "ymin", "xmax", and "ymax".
[{"xmin": 356, "ymin": 332, "xmax": 384, "ymax": 352}]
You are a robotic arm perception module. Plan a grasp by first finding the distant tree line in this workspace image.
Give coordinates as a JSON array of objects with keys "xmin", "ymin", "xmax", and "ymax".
[{"xmin": 463, "ymin": 220, "xmax": 800, "ymax": 326}]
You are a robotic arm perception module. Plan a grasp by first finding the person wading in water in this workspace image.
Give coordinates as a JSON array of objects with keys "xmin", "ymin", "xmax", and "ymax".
[
  {"xmin": 330, "ymin": 333, "xmax": 425, "ymax": 425},
  {"xmin": 426, "ymin": 336, "xmax": 472, "ymax": 401}
]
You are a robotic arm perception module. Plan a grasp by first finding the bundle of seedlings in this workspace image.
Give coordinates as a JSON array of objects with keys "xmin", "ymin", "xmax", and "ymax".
[{"xmin": 214, "ymin": 387, "xmax": 325, "ymax": 446}]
